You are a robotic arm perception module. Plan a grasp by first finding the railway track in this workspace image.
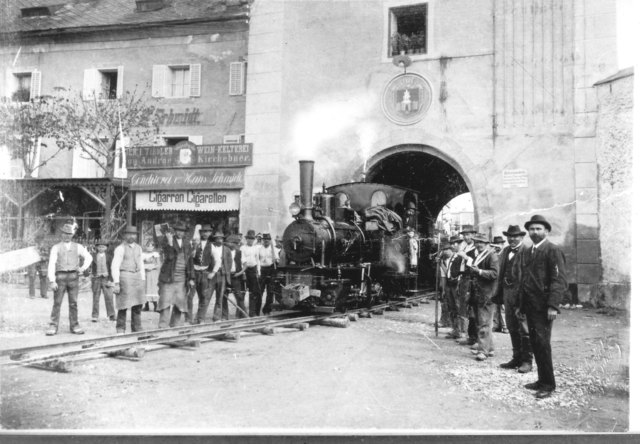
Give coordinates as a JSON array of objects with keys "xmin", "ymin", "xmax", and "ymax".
[{"xmin": 0, "ymin": 291, "xmax": 434, "ymax": 372}]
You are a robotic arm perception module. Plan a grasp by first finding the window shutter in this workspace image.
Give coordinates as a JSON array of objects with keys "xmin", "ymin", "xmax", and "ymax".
[
  {"xmin": 151, "ymin": 65, "xmax": 166, "ymax": 98},
  {"xmin": 189, "ymin": 64, "xmax": 201, "ymax": 97},
  {"xmin": 30, "ymin": 70, "xmax": 41, "ymax": 98},
  {"xmin": 116, "ymin": 65, "xmax": 124, "ymax": 98},
  {"xmin": 229, "ymin": 62, "xmax": 245, "ymax": 95},
  {"xmin": 5, "ymin": 70, "xmax": 17, "ymax": 98},
  {"xmin": 82, "ymin": 68, "xmax": 99, "ymax": 100}
]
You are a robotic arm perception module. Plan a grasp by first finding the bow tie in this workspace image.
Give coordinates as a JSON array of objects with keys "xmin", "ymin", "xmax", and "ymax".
[{"xmin": 510, "ymin": 247, "xmax": 519, "ymax": 253}]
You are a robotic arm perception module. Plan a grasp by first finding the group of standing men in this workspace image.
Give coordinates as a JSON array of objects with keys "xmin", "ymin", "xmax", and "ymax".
[
  {"xmin": 436, "ymin": 214, "xmax": 568, "ymax": 399},
  {"xmin": 44, "ymin": 221, "xmax": 282, "ymax": 337}
]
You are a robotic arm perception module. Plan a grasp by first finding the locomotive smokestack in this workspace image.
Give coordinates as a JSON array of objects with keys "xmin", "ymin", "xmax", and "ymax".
[{"xmin": 299, "ymin": 160, "xmax": 314, "ymax": 220}]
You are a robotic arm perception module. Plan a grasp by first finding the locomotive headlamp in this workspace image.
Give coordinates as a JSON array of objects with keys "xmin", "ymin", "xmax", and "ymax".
[{"xmin": 289, "ymin": 202, "xmax": 301, "ymax": 216}]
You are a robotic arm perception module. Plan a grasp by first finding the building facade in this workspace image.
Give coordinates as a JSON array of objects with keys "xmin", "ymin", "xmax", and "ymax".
[
  {"xmin": 1, "ymin": 0, "xmax": 251, "ymax": 243},
  {"xmin": 242, "ymin": 0, "xmax": 627, "ymax": 305}
]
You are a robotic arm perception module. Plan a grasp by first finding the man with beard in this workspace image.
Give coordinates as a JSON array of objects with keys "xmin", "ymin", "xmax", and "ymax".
[
  {"xmin": 112, "ymin": 226, "xmax": 146, "ymax": 333},
  {"xmin": 517, "ymin": 215, "xmax": 567, "ymax": 399},
  {"xmin": 158, "ymin": 222, "xmax": 195, "ymax": 328},
  {"xmin": 192, "ymin": 224, "xmax": 214, "ymax": 324},
  {"xmin": 495, "ymin": 225, "xmax": 532, "ymax": 373},
  {"xmin": 456, "ymin": 225, "xmax": 478, "ymax": 346},
  {"xmin": 467, "ymin": 233, "xmax": 499, "ymax": 361}
]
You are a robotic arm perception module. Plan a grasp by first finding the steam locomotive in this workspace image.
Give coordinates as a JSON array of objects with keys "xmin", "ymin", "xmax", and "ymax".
[{"xmin": 272, "ymin": 160, "xmax": 425, "ymax": 313}]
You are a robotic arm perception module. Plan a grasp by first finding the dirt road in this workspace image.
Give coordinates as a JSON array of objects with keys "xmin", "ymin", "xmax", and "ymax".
[{"xmin": 0, "ymin": 282, "xmax": 629, "ymax": 432}]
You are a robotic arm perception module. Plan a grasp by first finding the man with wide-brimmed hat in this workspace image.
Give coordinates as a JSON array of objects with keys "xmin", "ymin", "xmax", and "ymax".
[
  {"xmin": 199, "ymin": 231, "xmax": 233, "ymax": 322},
  {"xmin": 191, "ymin": 224, "xmax": 214, "ymax": 324},
  {"xmin": 466, "ymin": 232, "xmax": 499, "ymax": 361},
  {"xmin": 111, "ymin": 226, "xmax": 146, "ymax": 333},
  {"xmin": 436, "ymin": 241, "xmax": 454, "ymax": 329},
  {"xmin": 491, "ymin": 234, "xmax": 508, "ymax": 334},
  {"xmin": 258, "ymin": 233, "xmax": 278, "ymax": 315},
  {"xmin": 494, "ymin": 224, "xmax": 532, "ymax": 373},
  {"xmin": 46, "ymin": 223, "xmax": 93, "ymax": 335},
  {"xmin": 90, "ymin": 238, "xmax": 115, "ymax": 322},
  {"xmin": 517, "ymin": 215, "xmax": 567, "ymax": 399},
  {"xmin": 225, "ymin": 234, "xmax": 249, "ymax": 318},
  {"xmin": 455, "ymin": 225, "xmax": 479, "ymax": 346},
  {"xmin": 157, "ymin": 221, "xmax": 195, "ymax": 328},
  {"xmin": 240, "ymin": 229, "xmax": 261, "ymax": 316},
  {"xmin": 444, "ymin": 235, "xmax": 466, "ymax": 339}
]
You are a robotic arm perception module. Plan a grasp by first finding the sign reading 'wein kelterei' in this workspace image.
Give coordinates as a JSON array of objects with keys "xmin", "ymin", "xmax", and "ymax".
[
  {"xmin": 127, "ymin": 142, "xmax": 253, "ymax": 169},
  {"xmin": 129, "ymin": 168, "xmax": 244, "ymax": 191}
]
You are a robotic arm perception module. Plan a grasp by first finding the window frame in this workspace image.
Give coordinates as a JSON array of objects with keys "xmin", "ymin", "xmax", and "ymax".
[
  {"xmin": 381, "ymin": 0, "xmax": 436, "ymax": 63},
  {"xmin": 168, "ymin": 65, "xmax": 191, "ymax": 98}
]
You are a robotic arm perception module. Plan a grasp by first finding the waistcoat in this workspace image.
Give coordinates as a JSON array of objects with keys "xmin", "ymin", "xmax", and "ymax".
[
  {"xmin": 55, "ymin": 243, "xmax": 79, "ymax": 271},
  {"xmin": 120, "ymin": 243, "xmax": 140, "ymax": 273}
]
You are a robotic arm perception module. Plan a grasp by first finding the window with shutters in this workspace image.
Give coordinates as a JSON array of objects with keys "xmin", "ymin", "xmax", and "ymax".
[
  {"xmin": 229, "ymin": 62, "xmax": 246, "ymax": 96},
  {"xmin": 13, "ymin": 73, "xmax": 32, "ymax": 102},
  {"xmin": 152, "ymin": 64, "xmax": 201, "ymax": 98},
  {"xmin": 388, "ymin": 3, "xmax": 428, "ymax": 57},
  {"xmin": 8, "ymin": 70, "xmax": 40, "ymax": 102},
  {"xmin": 83, "ymin": 67, "xmax": 123, "ymax": 100},
  {"xmin": 100, "ymin": 70, "xmax": 118, "ymax": 99}
]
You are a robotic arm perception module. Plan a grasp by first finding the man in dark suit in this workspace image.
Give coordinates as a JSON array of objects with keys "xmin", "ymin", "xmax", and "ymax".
[
  {"xmin": 495, "ymin": 225, "xmax": 532, "ymax": 373},
  {"xmin": 517, "ymin": 215, "xmax": 567, "ymax": 399},
  {"xmin": 192, "ymin": 224, "xmax": 214, "ymax": 324},
  {"xmin": 467, "ymin": 232, "xmax": 499, "ymax": 361},
  {"xmin": 226, "ymin": 234, "xmax": 248, "ymax": 318},
  {"xmin": 456, "ymin": 225, "xmax": 478, "ymax": 346},
  {"xmin": 209, "ymin": 232, "xmax": 233, "ymax": 321},
  {"xmin": 445, "ymin": 235, "xmax": 465, "ymax": 339},
  {"xmin": 90, "ymin": 239, "xmax": 115, "ymax": 322}
]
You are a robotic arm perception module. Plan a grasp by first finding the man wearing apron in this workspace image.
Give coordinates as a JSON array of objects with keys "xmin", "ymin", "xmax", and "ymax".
[{"xmin": 111, "ymin": 226, "xmax": 146, "ymax": 334}]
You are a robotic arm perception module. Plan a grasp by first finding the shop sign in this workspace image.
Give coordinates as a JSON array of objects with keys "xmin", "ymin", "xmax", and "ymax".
[
  {"xmin": 136, "ymin": 190, "xmax": 240, "ymax": 212},
  {"xmin": 155, "ymin": 108, "xmax": 202, "ymax": 126},
  {"xmin": 127, "ymin": 141, "xmax": 253, "ymax": 169},
  {"xmin": 129, "ymin": 168, "xmax": 244, "ymax": 191},
  {"xmin": 502, "ymin": 169, "xmax": 529, "ymax": 188},
  {"xmin": 382, "ymin": 73, "xmax": 432, "ymax": 125}
]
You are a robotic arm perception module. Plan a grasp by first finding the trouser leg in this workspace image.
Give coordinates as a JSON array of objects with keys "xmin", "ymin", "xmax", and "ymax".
[
  {"xmin": 196, "ymin": 278, "xmax": 214, "ymax": 323},
  {"xmin": 476, "ymin": 302, "xmax": 495, "ymax": 354},
  {"xmin": 116, "ymin": 309, "xmax": 128, "ymax": 332},
  {"xmin": 28, "ymin": 265, "xmax": 36, "ymax": 298},
  {"xmin": 246, "ymin": 269, "xmax": 260, "ymax": 317},
  {"xmin": 131, "ymin": 304, "xmax": 143, "ymax": 332},
  {"xmin": 67, "ymin": 275, "xmax": 80, "ymax": 328},
  {"xmin": 230, "ymin": 277, "xmax": 247, "ymax": 318},
  {"xmin": 455, "ymin": 278, "xmax": 469, "ymax": 339},
  {"xmin": 102, "ymin": 281, "xmax": 115, "ymax": 319},
  {"xmin": 446, "ymin": 284, "xmax": 459, "ymax": 329},
  {"xmin": 170, "ymin": 305, "xmax": 184, "ymax": 327},
  {"xmin": 260, "ymin": 268, "xmax": 273, "ymax": 314},
  {"xmin": 158, "ymin": 307, "xmax": 171, "ymax": 329},
  {"xmin": 504, "ymin": 294, "xmax": 522, "ymax": 361},
  {"xmin": 39, "ymin": 271, "xmax": 49, "ymax": 298},
  {"xmin": 527, "ymin": 310, "xmax": 556, "ymax": 390},
  {"xmin": 49, "ymin": 275, "xmax": 66, "ymax": 328},
  {"xmin": 194, "ymin": 272, "xmax": 208, "ymax": 323},
  {"xmin": 91, "ymin": 277, "xmax": 102, "ymax": 319}
]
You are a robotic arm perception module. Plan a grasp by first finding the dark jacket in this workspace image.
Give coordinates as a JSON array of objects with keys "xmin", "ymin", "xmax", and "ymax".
[
  {"xmin": 158, "ymin": 237, "xmax": 194, "ymax": 284},
  {"xmin": 211, "ymin": 245, "xmax": 233, "ymax": 285},
  {"xmin": 230, "ymin": 248, "xmax": 243, "ymax": 278},
  {"xmin": 517, "ymin": 240, "xmax": 567, "ymax": 313},
  {"xmin": 90, "ymin": 251, "xmax": 113, "ymax": 279},
  {"xmin": 469, "ymin": 249, "xmax": 499, "ymax": 304},
  {"xmin": 193, "ymin": 240, "xmax": 214, "ymax": 272},
  {"xmin": 458, "ymin": 243, "xmax": 477, "ymax": 277},
  {"xmin": 448, "ymin": 255, "xmax": 463, "ymax": 280},
  {"xmin": 492, "ymin": 245, "xmax": 522, "ymax": 304}
]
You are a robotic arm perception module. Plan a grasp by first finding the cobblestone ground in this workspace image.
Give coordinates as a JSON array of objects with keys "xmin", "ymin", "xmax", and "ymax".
[{"xmin": 0, "ymin": 281, "xmax": 630, "ymax": 432}]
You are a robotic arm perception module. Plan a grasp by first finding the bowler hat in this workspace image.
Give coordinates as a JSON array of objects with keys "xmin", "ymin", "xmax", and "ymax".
[
  {"xmin": 502, "ymin": 225, "xmax": 526, "ymax": 237},
  {"xmin": 173, "ymin": 221, "xmax": 188, "ymax": 232},
  {"xmin": 124, "ymin": 225, "xmax": 138, "ymax": 235},
  {"xmin": 471, "ymin": 233, "xmax": 490, "ymax": 243},
  {"xmin": 439, "ymin": 242, "xmax": 452, "ymax": 251},
  {"xmin": 212, "ymin": 232, "xmax": 225, "ymax": 239},
  {"xmin": 449, "ymin": 235, "xmax": 463, "ymax": 244},
  {"xmin": 200, "ymin": 224, "xmax": 213, "ymax": 232},
  {"xmin": 524, "ymin": 215, "xmax": 552, "ymax": 232},
  {"xmin": 460, "ymin": 225, "xmax": 477, "ymax": 235},
  {"xmin": 492, "ymin": 236, "xmax": 505, "ymax": 244},
  {"xmin": 262, "ymin": 233, "xmax": 272, "ymax": 241},
  {"xmin": 60, "ymin": 223, "xmax": 75, "ymax": 235},
  {"xmin": 95, "ymin": 239, "xmax": 110, "ymax": 246},
  {"xmin": 245, "ymin": 229, "xmax": 256, "ymax": 239}
]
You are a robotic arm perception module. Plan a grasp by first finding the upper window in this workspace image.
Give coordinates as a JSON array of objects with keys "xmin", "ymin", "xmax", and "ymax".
[
  {"xmin": 8, "ymin": 70, "xmax": 41, "ymax": 102},
  {"xmin": 388, "ymin": 3, "xmax": 428, "ymax": 57},
  {"xmin": 152, "ymin": 64, "xmax": 201, "ymax": 98},
  {"xmin": 83, "ymin": 67, "xmax": 123, "ymax": 100},
  {"xmin": 100, "ymin": 69, "xmax": 118, "ymax": 99}
]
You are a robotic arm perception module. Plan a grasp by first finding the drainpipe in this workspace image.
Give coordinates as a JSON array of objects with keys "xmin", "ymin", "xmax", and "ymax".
[{"xmin": 491, "ymin": 0, "xmax": 497, "ymax": 146}]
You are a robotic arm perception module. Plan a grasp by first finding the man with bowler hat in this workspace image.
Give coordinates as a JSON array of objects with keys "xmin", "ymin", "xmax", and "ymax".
[
  {"xmin": 445, "ymin": 235, "xmax": 465, "ymax": 339},
  {"xmin": 456, "ymin": 225, "xmax": 478, "ymax": 346},
  {"xmin": 192, "ymin": 224, "xmax": 214, "ymax": 324},
  {"xmin": 495, "ymin": 225, "xmax": 533, "ymax": 373},
  {"xmin": 240, "ymin": 229, "xmax": 262, "ymax": 316},
  {"xmin": 158, "ymin": 221, "xmax": 195, "ymax": 328},
  {"xmin": 206, "ymin": 231, "xmax": 233, "ymax": 322},
  {"xmin": 258, "ymin": 233, "xmax": 278, "ymax": 315},
  {"xmin": 112, "ymin": 226, "xmax": 146, "ymax": 333},
  {"xmin": 46, "ymin": 223, "xmax": 93, "ymax": 335},
  {"xmin": 517, "ymin": 215, "xmax": 567, "ymax": 399},
  {"xmin": 226, "ymin": 234, "xmax": 248, "ymax": 318},
  {"xmin": 466, "ymin": 232, "xmax": 499, "ymax": 361},
  {"xmin": 90, "ymin": 238, "xmax": 115, "ymax": 322}
]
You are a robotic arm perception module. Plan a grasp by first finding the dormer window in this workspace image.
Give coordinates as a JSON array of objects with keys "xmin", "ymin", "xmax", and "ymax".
[
  {"xmin": 21, "ymin": 7, "xmax": 51, "ymax": 17},
  {"xmin": 135, "ymin": 0, "xmax": 165, "ymax": 12}
]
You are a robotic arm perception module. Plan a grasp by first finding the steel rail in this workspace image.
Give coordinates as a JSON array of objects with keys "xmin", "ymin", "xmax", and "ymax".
[{"xmin": 2, "ymin": 292, "xmax": 433, "ymax": 369}]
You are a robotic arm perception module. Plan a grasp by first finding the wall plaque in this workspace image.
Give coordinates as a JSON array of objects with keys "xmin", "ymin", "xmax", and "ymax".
[{"xmin": 382, "ymin": 73, "xmax": 433, "ymax": 125}]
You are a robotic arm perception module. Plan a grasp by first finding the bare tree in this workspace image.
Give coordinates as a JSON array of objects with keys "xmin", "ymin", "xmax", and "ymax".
[{"xmin": 0, "ymin": 96, "xmax": 72, "ymax": 178}]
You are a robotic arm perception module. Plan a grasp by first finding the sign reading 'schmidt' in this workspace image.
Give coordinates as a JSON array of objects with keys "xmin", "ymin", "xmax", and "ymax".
[
  {"xmin": 382, "ymin": 73, "xmax": 433, "ymax": 125},
  {"xmin": 127, "ymin": 141, "xmax": 253, "ymax": 169}
]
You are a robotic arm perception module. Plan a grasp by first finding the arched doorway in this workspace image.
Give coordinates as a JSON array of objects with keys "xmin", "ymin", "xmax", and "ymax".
[{"xmin": 365, "ymin": 145, "xmax": 473, "ymax": 236}]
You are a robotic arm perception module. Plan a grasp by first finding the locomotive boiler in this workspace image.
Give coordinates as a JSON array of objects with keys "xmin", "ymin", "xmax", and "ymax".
[{"xmin": 272, "ymin": 160, "xmax": 423, "ymax": 312}]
